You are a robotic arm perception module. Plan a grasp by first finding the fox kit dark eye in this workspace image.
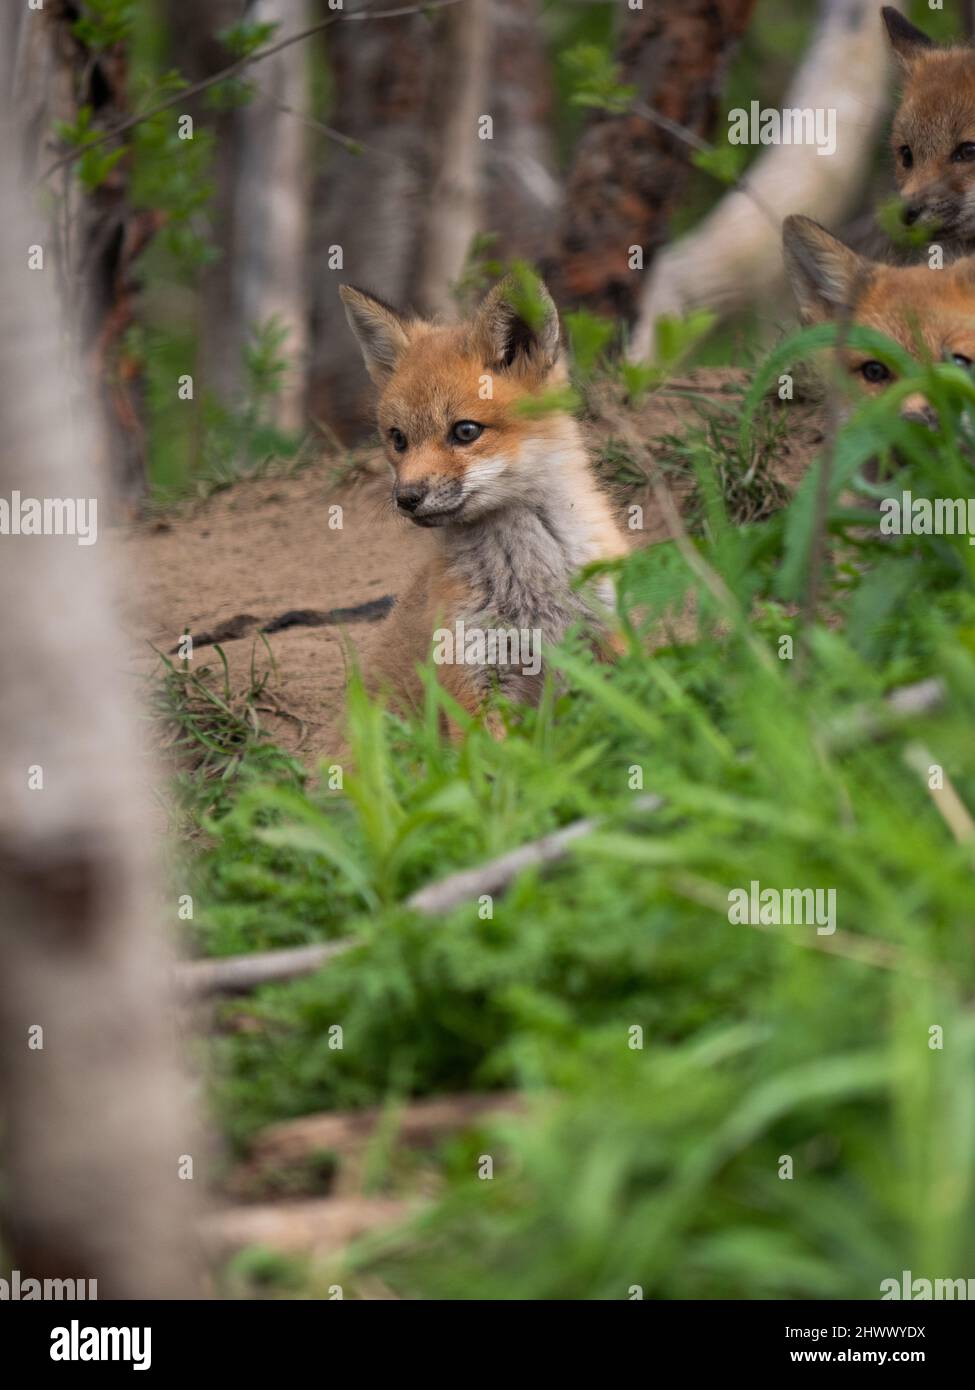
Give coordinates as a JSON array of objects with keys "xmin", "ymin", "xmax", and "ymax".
[
  {"xmin": 952, "ymin": 143, "xmax": 975, "ymax": 163},
  {"xmin": 860, "ymin": 360, "xmax": 892, "ymax": 384},
  {"xmin": 899, "ymin": 145, "xmax": 913, "ymax": 169},
  {"xmin": 451, "ymin": 421, "xmax": 484, "ymax": 445},
  {"xmin": 389, "ymin": 428, "xmax": 408, "ymax": 453},
  {"xmin": 951, "ymin": 353, "xmax": 973, "ymax": 368}
]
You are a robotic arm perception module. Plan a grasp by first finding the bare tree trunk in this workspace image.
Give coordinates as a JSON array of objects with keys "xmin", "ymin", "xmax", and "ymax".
[
  {"xmin": 160, "ymin": 0, "xmax": 246, "ymax": 415},
  {"xmin": 628, "ymin": 0, "xmax": 889, "ymax": 360},
  {"xmin": 0, "ymin": 114, "xmax": 202, "ymax": 1297},
  {"xmin": 415, "ymin": 0, "xmax": 491, "ymax": 317},
  {"xmin": 233, "ymin": 0, "xmax": 311, "ymax": 431},
  {"xmin": 306, "ymin": 7, "xmax": 442, "ymax": 441},
  {"xmin": 545, "ymin": 0, "xmax": 757, "ymax": 322},
  {"xmin": 483, "ymin": 0, "xmax": 559, "ymax": 268},
  {"xmin": 9, "ymin": 0, "xmax": 156, "ymax": 515}
]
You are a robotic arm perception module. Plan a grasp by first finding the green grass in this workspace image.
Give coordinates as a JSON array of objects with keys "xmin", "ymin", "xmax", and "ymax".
[{"xmin": 164, "ymin": 327, "xmax": 975, "ymax": 1299}]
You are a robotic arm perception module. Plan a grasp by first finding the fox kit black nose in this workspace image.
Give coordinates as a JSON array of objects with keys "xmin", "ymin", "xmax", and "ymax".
[{"xmin": 395, "ymin": 483, "xmax": 428, "ymax": 514}]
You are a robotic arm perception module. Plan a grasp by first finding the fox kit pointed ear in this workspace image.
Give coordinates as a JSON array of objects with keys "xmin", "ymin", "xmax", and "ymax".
[
  {"xmin": 782, "ymin": 216, "xmax": 870, "ymax": 324},
  {"xmin": 471, "ymin": 274, "xmax": 561, "ymax": 372},
  {"xmin": 882, "ymin": 6, "xmax": 935, "ymax": 70},
  {"xmin": 339, "ymin": 285, "xmax": 412, "ymax": 385}
]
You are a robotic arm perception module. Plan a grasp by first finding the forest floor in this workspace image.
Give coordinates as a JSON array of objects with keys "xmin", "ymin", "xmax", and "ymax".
[{"xmin": 125, "ymin": 366, "xmax": 823, "ymax": 769}]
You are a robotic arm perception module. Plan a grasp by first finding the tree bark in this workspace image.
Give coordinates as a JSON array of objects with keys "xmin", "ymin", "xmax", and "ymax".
[
  {"xmin": 414, "ymin": 0, "xmax": 491, "ymax": 317},
  {"xmin": 8, "ymin": 0, "xmax": 156, "ymax": 515},
  {"xmin": 0, "ymin": 108, "xmax": 202, "ymax": 1297},
  {"xmin": 306, "ymin": 5, "xmax": 442, "ymax": 441},
  {"xmin": 483, "ymin": 0, "xmax": 559, "ymax": 269},
  {"xmin": 232, "ymin": 0, "xmax": 311, "ymax": 432},
  {"xmin": 545, "ymin": 0, "xmax": 758, "ymax": 322},
  {"xmin": 159, "ymin": 0, "xmax": 248, "ymax": 414}
]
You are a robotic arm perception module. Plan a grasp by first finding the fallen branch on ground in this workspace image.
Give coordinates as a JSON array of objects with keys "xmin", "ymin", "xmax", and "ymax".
[
  {"xmin": 247, "ymin": 1092, "xmax": 526, "ymax": 1169},
  {"xmin": 177, "ymin": 679, "xmax": 949, "ymax": 999},
  {"xmin": 202, "ymin": 1196, "xmax": 409, "ymax": 1258},
  {"xmin": 177, "ymin": 940, "xmax": 355, "ymax": 998},
  {"xmin": 177, "ymin": 794, "xmax": 664, "ymax": 998}
]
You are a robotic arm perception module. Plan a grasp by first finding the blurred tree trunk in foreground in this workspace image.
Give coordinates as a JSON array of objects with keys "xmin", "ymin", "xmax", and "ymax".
[
  {"xmin": 0, "ymin": 111, "xmax": 202, "ymax": 1296},
  {"xmin": 8, "ymin": 0, "xmax": 156, "ymax": 515},
  {"xmin": 546, "ymin": 0, "xmax": 758, "ymax": 322}
]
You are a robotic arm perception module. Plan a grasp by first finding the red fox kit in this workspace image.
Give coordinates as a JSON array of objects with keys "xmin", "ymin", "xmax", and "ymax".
[
  {"xmin": 882, "ymin": 7, "xmax": 975, "ymax": 243},
  {"xmin": 340, "ymin": 276, "xmax": 628, "ymax": 726},
  {"xmin": 783, "ymin": 213, "xmax": 975, "ymax": 423}
]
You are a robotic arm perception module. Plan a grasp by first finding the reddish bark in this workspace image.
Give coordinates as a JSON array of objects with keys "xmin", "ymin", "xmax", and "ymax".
[{"xmin": 546, "ymin": 0, "xmax": 758, "ymax": 322}]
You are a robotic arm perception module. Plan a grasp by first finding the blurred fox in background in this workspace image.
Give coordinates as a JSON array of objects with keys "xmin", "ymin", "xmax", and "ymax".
[
  {"xmin": 883, "ymin": 6, "xmax": 975, "ymax": 246},
  {"xmin": 783, "ymin": 213, "xmax": 975, "ymax": 426},
  {"xmin": 340, "ymin": 277, "xmax": 627, "ymax": 730}
]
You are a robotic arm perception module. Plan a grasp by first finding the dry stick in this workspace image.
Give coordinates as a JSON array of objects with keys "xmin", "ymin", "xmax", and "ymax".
[
  {"xmin": 38, "ymin": 0, "xmax": 470, "ymax": 185},
  {"xmin": 233, "ymin": 1091, "xmax": 527, "ymax": 1201},
  {"xmin": 246, "ymin": 1092, "xmax": 526, "ymax": 1168},
  {"xmin": 202, "ymin": 1195, "xmax": 408, "ymax": 1258},
  {"xmin": 408, "ymin": 792, "xmax": 662, "ymax": 910},
  {"xmin": 179, "ymin": 939, "xmax": 355, "ymax": 997},
  {"xmin": 176, "ymin": 793, "xmax": 665, "ymax": 998},
  {"xmin": 176, "ymin": 671, "xmax": 948, "ymax": 1000},
  {"xmin": 902, "ymin": 741, "xmax": 975, "ymax": 845}
]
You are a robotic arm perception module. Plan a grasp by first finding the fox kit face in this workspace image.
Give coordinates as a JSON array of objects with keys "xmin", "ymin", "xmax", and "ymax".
[
  {"xmin": 783, "ymin": 214, "xmax": 975, "ymax": 423},
  {"xmin": 340, "ymin": 278, "xmax": 566, "ymax": 528},
  {"xmin": 883, "ymin": 7, "xmax": 975, "ymax": 238}
]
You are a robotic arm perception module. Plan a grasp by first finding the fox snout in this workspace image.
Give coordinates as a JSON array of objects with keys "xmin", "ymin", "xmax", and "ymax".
[
  {"xmin": 394, "ymin": 481, "xmax": 427, "ymax": 514},
  {"xmin": 898, "ymin": 174, "xmax": 975, "ymax": 235},
  {"xmin": 899, "ymin": 181, "xmax": 949, "ymax": 228},
  {"xmin": 900, "ymin": 394, "xmax": 939, "ymax": 430},
  {"xmin": 393, "ymin": 475, "xmax": 465, "ymax": 527}
]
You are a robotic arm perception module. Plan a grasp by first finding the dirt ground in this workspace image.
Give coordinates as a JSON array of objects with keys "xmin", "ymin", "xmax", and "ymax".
[{"xmin": 123, "ymin": 368, "xmax": 824, "ymax": 766}]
